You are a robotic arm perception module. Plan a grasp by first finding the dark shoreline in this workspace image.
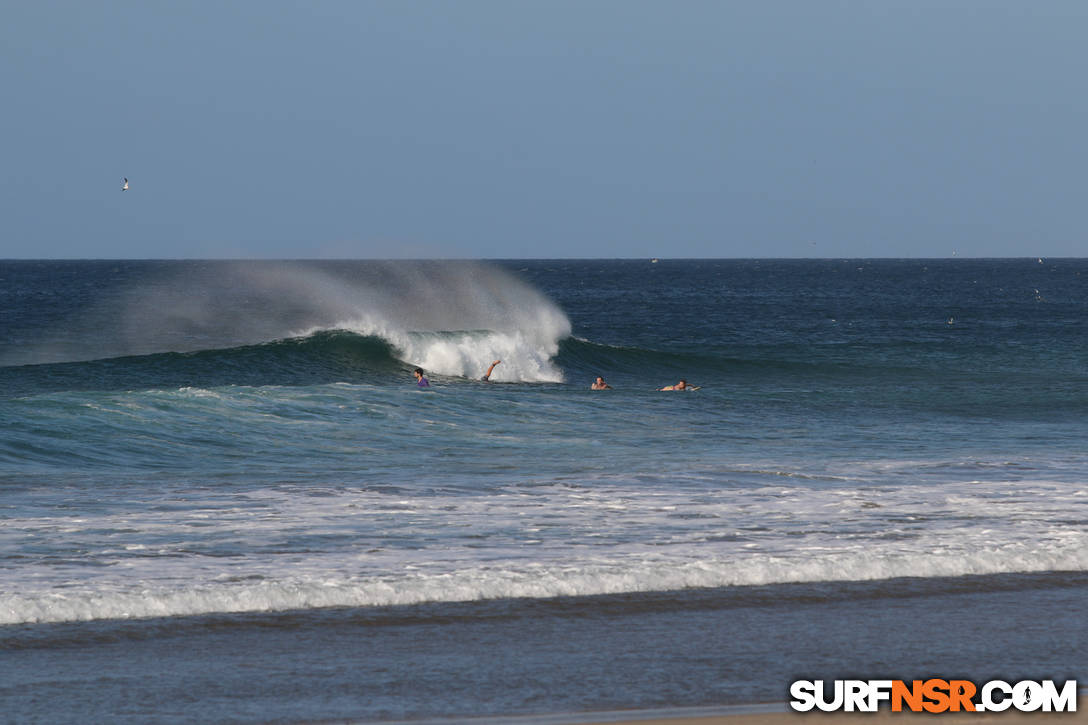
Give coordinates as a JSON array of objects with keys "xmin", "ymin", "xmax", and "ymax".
[{"xmin": 6, "ymin": 572, "xmax": 1087, "ymax": 724}]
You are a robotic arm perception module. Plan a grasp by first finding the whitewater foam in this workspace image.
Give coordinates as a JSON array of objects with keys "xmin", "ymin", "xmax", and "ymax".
[
  {"xmin": 5, "ymin": 471, "xmax": 1088, "ymax": 625},
  {"xmin": 5, "ymin": 537, "xmax": 1088, "ymax": 625}
]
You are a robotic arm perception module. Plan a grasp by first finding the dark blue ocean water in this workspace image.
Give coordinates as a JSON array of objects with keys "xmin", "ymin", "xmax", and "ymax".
[{"xmin": 1, "ymin": 259, "xmax": 1086, "ymax": 723}]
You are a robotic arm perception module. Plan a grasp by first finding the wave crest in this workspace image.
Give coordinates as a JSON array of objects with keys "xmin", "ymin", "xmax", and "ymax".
[{"xmin": 6, "ymin": 261, "xmax": 572, "ymax": 383}]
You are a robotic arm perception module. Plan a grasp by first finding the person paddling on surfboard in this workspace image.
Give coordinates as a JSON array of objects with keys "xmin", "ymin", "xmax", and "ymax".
[
  {"xmin": 591, "ymin": 375, "xmax": 612, "ymax": 390},
  {"xmin": 481, "ymin": 360, "xmax": 501, "ymax": 381},
  {"xmin": 659, "ymin": 379, "xmax": 699, "ymax": 391}
]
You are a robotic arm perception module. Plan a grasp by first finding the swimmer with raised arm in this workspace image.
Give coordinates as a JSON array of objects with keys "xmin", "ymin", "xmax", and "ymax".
[{"xmin": 481, "ymin": 360, "xmax": 501, "ymax": 381}]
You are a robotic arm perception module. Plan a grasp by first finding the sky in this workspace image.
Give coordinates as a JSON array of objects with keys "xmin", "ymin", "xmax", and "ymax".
[{"xmin": 2, "ymin": 0, "xmax": 1086, "ymax": 259}]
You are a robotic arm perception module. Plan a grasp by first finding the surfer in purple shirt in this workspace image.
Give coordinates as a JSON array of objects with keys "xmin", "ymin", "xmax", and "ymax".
[{"xmin": 413, "ymin": 367, "xmax": 430, "ymax": 388}]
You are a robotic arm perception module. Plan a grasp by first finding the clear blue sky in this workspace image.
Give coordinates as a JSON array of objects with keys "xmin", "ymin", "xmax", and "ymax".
[{"xmin": 2, "ymin": 1, "xmax": 1085, "ymax": 258}]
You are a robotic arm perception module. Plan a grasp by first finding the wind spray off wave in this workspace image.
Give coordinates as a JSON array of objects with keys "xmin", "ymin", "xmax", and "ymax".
[
  {"xmin": 307, "ymin": 262, "xmax": 572, "ymax": 382},
  {"xmin": 5, "ymin": 261, "xmax": 572, "ymax": 382}
]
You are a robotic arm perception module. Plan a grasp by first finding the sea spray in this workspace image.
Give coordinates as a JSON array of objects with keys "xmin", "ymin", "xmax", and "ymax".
[{"xmin": 4, "ymin": 261, "xmax": 572, "ymax": 381}]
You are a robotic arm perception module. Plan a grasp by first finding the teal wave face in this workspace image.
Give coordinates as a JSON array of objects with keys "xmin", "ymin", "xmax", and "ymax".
[{"xmin": 0, "ymin": 331, "xmax": 405, "ymax": 397}]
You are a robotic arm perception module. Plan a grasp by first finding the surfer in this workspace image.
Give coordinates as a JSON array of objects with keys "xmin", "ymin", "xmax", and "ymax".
[
  {"xmin": 481, "ymin": 360, "xmax": 501, "ymax": 381},
  {"xmin": 591, "ymin": 376, "xmax": 612, "ymax": 390},
  {"xmin": 659, "ymin": 380, "xmax": 698, "ymax": 391},
  {"xmin": 413, "ymin": 367, "xmax": 430, "ymax": 388}
]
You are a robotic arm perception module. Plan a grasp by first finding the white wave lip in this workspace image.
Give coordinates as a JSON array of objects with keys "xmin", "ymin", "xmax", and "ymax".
[
  {"xmin": 7, "ymin": 260, "xmax": 572, "ymax": 380},
  {"xmin": 281, "ymin": 261, "xmax": 572, "ymax": 382}
]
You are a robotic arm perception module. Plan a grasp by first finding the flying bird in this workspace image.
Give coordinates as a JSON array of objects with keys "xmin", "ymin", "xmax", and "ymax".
[{"xmin": 121, "ymin": 178, "xmax": 129, "ymax": 191}]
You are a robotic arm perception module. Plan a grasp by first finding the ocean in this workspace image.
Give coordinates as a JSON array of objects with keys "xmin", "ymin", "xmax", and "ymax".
[{"xmin": 1, "ymin": 258, "xmax": 1086, "ymax": 723}]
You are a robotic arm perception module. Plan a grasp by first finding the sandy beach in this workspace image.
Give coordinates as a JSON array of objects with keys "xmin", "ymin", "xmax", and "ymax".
[
  {"xmin": 575, "ymin": 710, "xmax": 1086, "ymax": 725},
  {"xmin": 569, "ymin": 699, "xmax": 1088, "ymax": 725},
  {"xmin": 372, "ymin": 698, "xmax": 1087, "ymax": 725}
]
